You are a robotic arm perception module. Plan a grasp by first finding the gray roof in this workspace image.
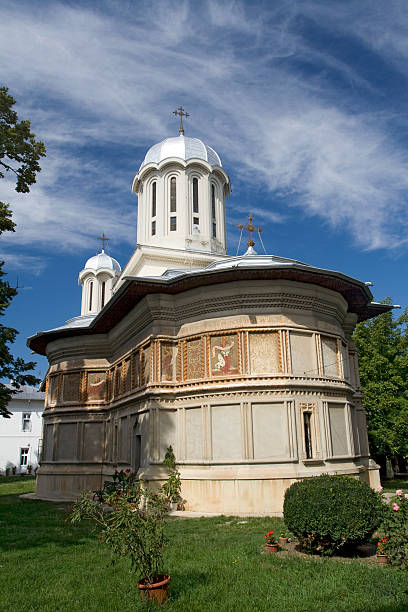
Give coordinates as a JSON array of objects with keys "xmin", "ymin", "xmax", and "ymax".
[{"xmin": 5, "ymin": 384, "xmax": 44, "ymax": 400}]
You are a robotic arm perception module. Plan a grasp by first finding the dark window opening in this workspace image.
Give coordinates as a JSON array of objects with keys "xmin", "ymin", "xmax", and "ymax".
[
  {"xmin": 193, "ymin": 177, "xmax": 199, "ymax": 213},
  {"xmin": 211, "ymin": 184, "xmax": 216, "ymax": 219},
  {"xmin": 303, "ymin": 412, "xmax": 313, "ymax": 459},
  {"xmin": 212, "ymin": 222, "xmax": 217, "ymax": 238},
  {"xmin": 152, "ymin": 220, "xmax": 156, "ymax": 236},
  {"xmin": 170, "ymin": 177, "xmax": 176, "ymax": 212},
  {"xmin": 89, "ymin": 282, "xmax": 93, "ymax": 311},
  {"xmin": 193, "ymin": 216, "xmax": 199, "ymax": 225},
  {"xmin": 152, "ymin": 181, "xmax": 157, "ymax": 217},
  {"xmin": 101, "ymin": 281, "xmax": 106, "ymax": 308},
  {"xmin": 170, "ymin": 216, "xmax": 177, "ymax": 231}
]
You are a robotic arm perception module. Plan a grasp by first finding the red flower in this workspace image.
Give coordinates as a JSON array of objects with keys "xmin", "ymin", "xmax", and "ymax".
[{"xmin": 114, "ymin": 469, "xmax": 118, "ymax": 474}]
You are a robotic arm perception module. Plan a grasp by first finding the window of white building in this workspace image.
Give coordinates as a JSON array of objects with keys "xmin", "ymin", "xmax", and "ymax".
[
  {"xmin": 22, "ymin": 412, "xmax": 32, "ymax": 432},
  {"xmin": 20, "ymin": 447, "xmax": 29, "ymax": 466}
]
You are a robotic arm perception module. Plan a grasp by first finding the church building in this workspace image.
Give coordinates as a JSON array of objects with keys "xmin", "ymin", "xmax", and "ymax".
[{"xmin": 28, "ymin": 109, "xmax": 391, "ymax": 512}]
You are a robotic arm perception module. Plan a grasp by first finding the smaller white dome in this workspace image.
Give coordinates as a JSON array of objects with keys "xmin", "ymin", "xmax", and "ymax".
[
  {"xmin": 84, "ymin": 251, "xmax": 121, "ymax": 274},
  {"xmin": 140, "ymin": 135, "xmax": 222, "ymax": 170}
]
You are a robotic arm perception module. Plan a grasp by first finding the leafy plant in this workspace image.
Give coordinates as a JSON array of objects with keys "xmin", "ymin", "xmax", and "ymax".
[
  {"xmin": 264, "ymin": 530, "xmax": 276, "ymax": 545},
  {"xmin": 379, "ymin": 489, "xmax": 408, "ymax": 568},
  {"xmin": 11, "ymin": 466, "xmax": 16, "ymax": 475},
  {"xmin": 27, "ymin": 465, "xmax": 32, "ymax": 474},
  {"xmin": 283, "ymin": 474, "xmax": 384, "ymax": 555},
  {"xmin": 70, "ymin": 480, "xmax": 169, "ymax": 585},
  {"xmin": 5, "ymin": 467, "xmax": 10, "ymax": 476},
  {"xmin": 162, "ymin": 446, "xmax": 182, "ymax": 505}
]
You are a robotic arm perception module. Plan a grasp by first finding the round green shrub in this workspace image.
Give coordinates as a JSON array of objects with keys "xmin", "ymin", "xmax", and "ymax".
[{"xmin": 283, "ymin": 474, "xmax": 384, "ymax": 555}]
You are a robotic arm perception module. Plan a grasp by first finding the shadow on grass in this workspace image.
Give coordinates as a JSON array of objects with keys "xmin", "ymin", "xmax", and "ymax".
[
  {"xmin": 0, "ymin": 493, "xmax": 93, "ymax": 553},
  {"xmin": 166, "ymin": 570, "xmax": 209, "ymax": 600}
]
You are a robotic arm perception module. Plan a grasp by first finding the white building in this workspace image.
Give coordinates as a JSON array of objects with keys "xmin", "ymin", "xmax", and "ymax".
[{"xmin": 0, "ymin": 386, "xmax": 45, "ymax": 474}]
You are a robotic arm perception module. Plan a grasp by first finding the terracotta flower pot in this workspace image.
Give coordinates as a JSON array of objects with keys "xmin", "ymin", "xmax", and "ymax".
[
  {"xmin": 376, "ymin": 554, "xmax": 388, "ymax": 565},
  {"xmin": 279, "ymin": 537, "xmax": 289, "ymax": 545},
  {"xmin": 138, "ymin": 574, "xmax": 170, "ymax": 605},
  {"xmin": 266, "ymin": 543, "xmax": 279, "ymax": 553}
]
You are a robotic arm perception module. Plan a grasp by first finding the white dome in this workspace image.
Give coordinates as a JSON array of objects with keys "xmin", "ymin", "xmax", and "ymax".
[
  {"xmin": 84, "ymin": 251, "xmax": 121, "ymax": 273},
  {"xmin": 139, "ymin": 135, "xmax": 222, "ymax": 170}
]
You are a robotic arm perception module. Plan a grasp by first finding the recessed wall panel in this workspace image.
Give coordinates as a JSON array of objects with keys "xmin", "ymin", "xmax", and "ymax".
[
  {"xmin": 83, "ymin": 423, "xmax": 103, "ymax": 462},
  {"xmin": 211, "ymin": 404, "xmax": 241, "ymax": 460},
  {"xmin": 252, "ymin": 403, "xmax": 288, "ymax": 459},
  {"xmin": 290, "ymin": 332, "xmax": 314, "ymax": 375},
  {"xmin": 56, "ymin": 423, "xmax": 77, "ymax": 461},
  {"xmin": 328, "ymin": 403, "xmax": 348, "ymax": 456},
  {"xmin": 186, "ymin": 407, "xmax": 203, "ymax": 460}
]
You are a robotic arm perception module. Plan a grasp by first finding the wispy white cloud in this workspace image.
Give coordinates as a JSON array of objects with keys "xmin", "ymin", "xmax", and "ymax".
[{"xmin": 0, "ymin": 0, "xmax": 407, "ymax": 255}]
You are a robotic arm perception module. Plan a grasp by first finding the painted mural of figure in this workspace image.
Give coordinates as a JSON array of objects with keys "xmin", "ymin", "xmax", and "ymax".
[
  {"xmin": 88, "ymin": 373, "xmax": 105, "ymax": 401},
  {"xmin": 161, "ymin": 344, "xmax": 174, "ymax": 381},
  {"xmin": 212, "ymin": 336, "xmax": 236, "ymax": 374}
]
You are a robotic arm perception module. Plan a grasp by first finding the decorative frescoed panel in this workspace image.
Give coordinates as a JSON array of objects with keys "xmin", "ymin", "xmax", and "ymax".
[
  {"xmin": 123, "ymin": 359, "xmax": 131, "ymax": 394},
  {"xmin": 82, "ymin": 423, "xmax": 103, "ymax": 461},
  {"xmin": 185, "ymin": 338, "xmax": 203, "ymax": 380},
  {"xmin": 321, "ymin": 336, "xmax": 339, "ymax": 377},
  {"xmin": 140, "ymin": 345, "xmax": 151, "ymax": 385},
  {"xmin": 62, "ymin": 372, "xmax": 80, "ymax": 403},
  {"xmin": 252, "ymin": 402, "xmax": 288, "ymax": 459},
  {"xmin": 48, "ymin": 376, "xmax": 59, "ymax": 405},
  {"xmin": 87, "ymin": 372, "xmax": 106, "ymax": 401},
  {"xmin": 328, "ymin": 403, "xmax": 348, "ymax": 456},
  {"xmin": 290, "ymin": 332, "xmax": 314, "ymax": 376},
  {"xmin": 114, "ymin": 364, "xmax": 122, "ymax": 396},
  {"xmin": 133, "ymin": 351, "xmax": 140, "ymax": 389},
  {"xmin": 210, "ymin": 334, "xmax": 239, "ymax": 377},
  {"xmin": 56, "ymin": 423, "xmax": 77, "ymax": 460},
  {"xmin": 249, "ymin": 332, "xmax": 280, "ymax": 375},
  {"xmin": 185, "ymin": 407, "xmax": 203, "ymax": 460},
  {"xmin": 211, "ymin": 404, "xmax": 241, "ymax": 459},
  {"xmin": 160, "ymin": 342, "xmax": 177, "ymax": 381}
]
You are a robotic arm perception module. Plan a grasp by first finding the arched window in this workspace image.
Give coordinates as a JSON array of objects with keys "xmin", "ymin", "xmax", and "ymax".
[
  {"xmin": 211, "ymin": 184, "xmax": 217, "ymax": 238},
  {"xmin": 193, "ymin": 177, "xmax": 199, "ymax": 213},
  {"xmin": 101, "ymin": 281, "xmax": 106, "ymax": 308},
  {"xmin": 152, "ymin": 181, "xmax": 156, "ymax": 218},
  {"xmin": 89, "ymin": 281, "xmax": 93, "ymax": 311},
  {"xmin": 170, "ymin": 177, "xmax": 176, "ymax": 213}
]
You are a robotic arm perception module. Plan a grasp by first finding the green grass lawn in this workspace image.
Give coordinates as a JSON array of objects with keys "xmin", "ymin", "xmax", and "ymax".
[
  {"xmin": 381, "ymin": 478, "xmax": 408, "ymax": 494},
  {"xmin": 1, "ymin": 480, "xmax": 408, "ymax": 612}
]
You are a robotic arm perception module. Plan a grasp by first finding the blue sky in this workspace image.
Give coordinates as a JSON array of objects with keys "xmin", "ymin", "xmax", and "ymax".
[{"xmin": 1, "ymin": 0, "xmax": 408, "ymax": 379}]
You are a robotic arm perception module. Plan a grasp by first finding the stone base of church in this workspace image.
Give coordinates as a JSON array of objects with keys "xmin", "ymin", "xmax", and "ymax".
[{"xmin": 34, "ymin": 459, "xmax": 381, "ymax": 512}]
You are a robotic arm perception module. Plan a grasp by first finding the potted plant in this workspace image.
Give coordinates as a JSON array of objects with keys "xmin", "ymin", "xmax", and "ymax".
[
  {"xmin": 5, "ymin": 467, "xmax": 10, "ymax": 477},
  {"xmin": 70, "ymin": 479, "xmax": 170, "ymax": 604},
  {"xmin": 162, "ymin": 446, "xmax": 182, "ymax": 510},
  {"xmin": 376, "ymin": 537, "xmax": 388, "ymax": 564},
  {"xmin": 11, "ymin": 466, "xmax": 16, "ymax": 475},
  {"xmin": 279, "ymin": 526, "xmax": 290, "ymax": 545},
  {"xmin": 27, "ymin": 465, "xmax": 32, "ymax": 475},
  {"xmin": 264, "ymin": 530, "xmax": 279, "ymax": 552}
]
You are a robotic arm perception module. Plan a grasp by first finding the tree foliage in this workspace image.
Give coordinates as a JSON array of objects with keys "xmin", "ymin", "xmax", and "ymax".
[
  {"xmin": 353, "ymin": 301, "xmax": 408, "ymax": 464},
  {"xmin": 0, "ymin": 87, "xmax": 46, "ymax": 417}
]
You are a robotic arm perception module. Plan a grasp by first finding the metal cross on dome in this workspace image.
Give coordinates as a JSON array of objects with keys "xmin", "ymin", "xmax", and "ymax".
[
  {"xmin": 173, "ymin": 106, "xmax": 190, "ymax": 135},
  {"xmin": 237, "ymin": 214, "xmax": 263, "ymax": 248},
  {"xmin": 97, "ymin": 232, "xmax": 109, "ymax": 251}
]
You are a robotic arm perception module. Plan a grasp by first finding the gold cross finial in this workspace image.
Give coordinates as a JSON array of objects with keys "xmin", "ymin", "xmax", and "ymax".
[
  {"xmin": 237, "ymin": 214, "xmax": 263, "ymax": 247},
  {"xmin": 173, "ymin": 106, "xmax": 190, "ymax": 135},
  {"xmin": 98, "ymin": 232, "xmax": 109, "ymax": 251}
]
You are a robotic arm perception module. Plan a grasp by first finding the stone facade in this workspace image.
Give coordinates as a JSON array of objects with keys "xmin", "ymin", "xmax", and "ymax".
[
  {"xmin": 29, "ymin": 128, "xmax": 389, "ymax": 511},
  {"xmin": 34, "ymin": 277, "xmax": 381, "ymax": 510}
]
